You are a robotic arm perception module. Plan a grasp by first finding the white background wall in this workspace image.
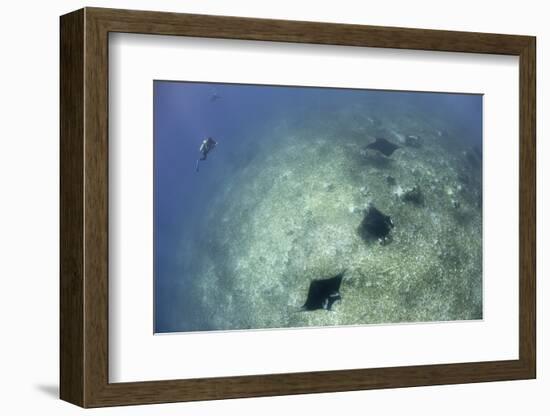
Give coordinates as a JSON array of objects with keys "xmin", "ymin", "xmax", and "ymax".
[{"xmin": 0, "ymin": 0, "xmax": 545, "ymax": 414}]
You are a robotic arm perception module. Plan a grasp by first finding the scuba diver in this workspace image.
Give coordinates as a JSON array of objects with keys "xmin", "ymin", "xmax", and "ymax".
[
  {"xmin": 195, "ymin": 137, "xmax": 218, "ymax": 172},
  {"xmin": 209, "ymin": 87, "xmax": 221, "ymax": 102},
  {"xmin": 210, "ymin": 91, "xmax": 221, "ymax": 102}
]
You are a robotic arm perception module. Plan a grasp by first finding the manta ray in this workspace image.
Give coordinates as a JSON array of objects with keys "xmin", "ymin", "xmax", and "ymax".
[
  {"xmin": 302, "ymin": 272, "xmax": 345, "ymax": 311},
  {"xmin": 366, "ymin": 137, "xmax": 400, "ymax": 156},
  {"xmin": 358, "ymin": 205, "xmax": 394, "ymax": 241}
]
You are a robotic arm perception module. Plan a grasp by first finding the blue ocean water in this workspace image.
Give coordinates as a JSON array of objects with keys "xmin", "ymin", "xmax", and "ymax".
[{"xmin": 154, "ymin": 81, "xmax": 482, "ymax": 333}]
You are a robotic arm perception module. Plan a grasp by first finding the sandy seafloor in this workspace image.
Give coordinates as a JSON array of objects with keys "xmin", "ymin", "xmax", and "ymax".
[{"xmin": 155, "ymin": 86, "xmax": 483, "ymax": 333}]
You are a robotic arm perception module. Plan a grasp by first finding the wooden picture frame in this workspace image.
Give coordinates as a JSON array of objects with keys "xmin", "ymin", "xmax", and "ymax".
[{"xmin": 60, "ymin": 7, "xmax": 536, "ymax": 408}]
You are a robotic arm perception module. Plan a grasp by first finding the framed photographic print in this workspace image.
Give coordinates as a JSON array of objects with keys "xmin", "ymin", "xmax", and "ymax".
[{"xmin": 60, "ymin": 7, "xmax": 536, "ymax": 408}]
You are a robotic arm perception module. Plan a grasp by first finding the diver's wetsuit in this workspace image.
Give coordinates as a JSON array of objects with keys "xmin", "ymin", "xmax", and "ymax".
[
  {"xmin": 199, "ymin": 137, "xmax": 217, "ymax": 160},
  {"xmin": 196, "ymin": 137, "xmax": 218, "ymax": 172}
]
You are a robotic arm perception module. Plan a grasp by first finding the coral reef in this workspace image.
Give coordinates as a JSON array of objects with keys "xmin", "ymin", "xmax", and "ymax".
[{"xmin": 183, "ymin": 101, "xmax": 483, "ymax": 331}]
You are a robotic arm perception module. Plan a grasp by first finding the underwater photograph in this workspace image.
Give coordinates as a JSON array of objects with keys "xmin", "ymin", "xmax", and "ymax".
[{"xmin": 154, "ymin": 80, "xmax": 483, "ymax": 333}]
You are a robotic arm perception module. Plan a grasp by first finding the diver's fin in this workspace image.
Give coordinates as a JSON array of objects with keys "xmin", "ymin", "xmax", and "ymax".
[{"xmin": 195, "ymin": 159, "xmax": 200, "ymax": 172}]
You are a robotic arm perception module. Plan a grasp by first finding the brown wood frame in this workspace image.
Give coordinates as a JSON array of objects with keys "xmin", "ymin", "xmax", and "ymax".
[{"xmin": 60, "ymin": 7, "xmax": 536, "ymax": 408}]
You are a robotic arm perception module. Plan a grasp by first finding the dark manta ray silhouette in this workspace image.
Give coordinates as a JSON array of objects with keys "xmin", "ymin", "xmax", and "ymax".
[
  {"xmin": 302, "ymin": 272, "xmax": 345, "ymax": 311},
  {"xmin": 366, "ymin": 137, "xmax": 400, "ymax": 156},
  {"xmin": 358, "ymin": 205, "xmax": 394, "ymax": 242}
]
